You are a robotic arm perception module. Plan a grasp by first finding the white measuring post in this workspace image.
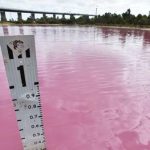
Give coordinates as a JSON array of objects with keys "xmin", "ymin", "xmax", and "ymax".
[{"xmin": 0, "ymin": 35, "xmax": 46, "ymax": 150}]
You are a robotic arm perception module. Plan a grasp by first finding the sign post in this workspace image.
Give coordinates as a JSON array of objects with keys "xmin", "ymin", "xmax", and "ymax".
[{"xmin": 0, "ymin": 35, "xmax": 46, "ymax": 150}]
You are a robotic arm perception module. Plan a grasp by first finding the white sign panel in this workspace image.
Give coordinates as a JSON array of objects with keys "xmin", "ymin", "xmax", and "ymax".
[{"xmin": 0, "ymin": 35, "xmax": 46, "ymax": 150}]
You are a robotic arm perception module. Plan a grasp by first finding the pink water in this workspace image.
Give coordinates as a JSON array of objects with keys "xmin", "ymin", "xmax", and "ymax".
[{"xmin": 1, "ymin": 26, "xmax": 150, "ymax": 150}]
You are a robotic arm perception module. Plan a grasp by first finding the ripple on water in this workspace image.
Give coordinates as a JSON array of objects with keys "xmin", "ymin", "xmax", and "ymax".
[{"xmin": 0, "ymin": 26, "xmax": 150, "ymax": 149}]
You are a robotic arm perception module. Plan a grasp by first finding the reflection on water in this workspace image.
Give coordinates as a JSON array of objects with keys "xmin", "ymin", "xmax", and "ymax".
[
  {"xmin": 19, "ymin": 26, "xmax": 24, "ymax": 35},
  {"xmin": 0, "ymin": 25, "xmax": 150, "ymax": 150},
  {"xmin": 2, "ymin": 25, "xmax": 9, "ymax": 35}
]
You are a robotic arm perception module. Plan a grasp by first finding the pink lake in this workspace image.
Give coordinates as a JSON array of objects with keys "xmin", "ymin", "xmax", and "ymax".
[{"xmin": 1, "ymin": 25, "xmax": 150, "ymax": 150}]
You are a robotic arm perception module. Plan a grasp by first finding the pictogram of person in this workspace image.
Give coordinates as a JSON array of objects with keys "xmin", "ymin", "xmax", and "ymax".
[{"xmin": 7, "ymin": 40, "xmax": 30, "ymax": 59}]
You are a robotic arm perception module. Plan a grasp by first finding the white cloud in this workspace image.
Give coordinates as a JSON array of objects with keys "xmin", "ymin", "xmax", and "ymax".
[{"xmin": 0, "ymin": 0, "xmax": 150, "ymax": 20}]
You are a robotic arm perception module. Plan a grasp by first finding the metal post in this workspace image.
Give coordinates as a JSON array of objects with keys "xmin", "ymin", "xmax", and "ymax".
[{"xmin": 95, "ymin": 7, "xmax": 98, "ymax": 19}]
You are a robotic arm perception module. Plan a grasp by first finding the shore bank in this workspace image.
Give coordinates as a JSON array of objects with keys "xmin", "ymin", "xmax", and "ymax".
[{"xmin": 1, "ymin": 23, "xmax": 150, "ymax": 31}]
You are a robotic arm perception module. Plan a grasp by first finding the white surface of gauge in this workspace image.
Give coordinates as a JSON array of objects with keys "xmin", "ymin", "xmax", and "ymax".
[{"xmin": 0, "ymin": 35, "xmax": 46, "ymax": 150}]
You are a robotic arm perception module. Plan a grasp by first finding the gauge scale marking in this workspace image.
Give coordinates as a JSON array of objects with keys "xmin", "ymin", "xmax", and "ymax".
[{"xmin": 0, "ymin": 35, "xmax": 46, "ymax": 150}]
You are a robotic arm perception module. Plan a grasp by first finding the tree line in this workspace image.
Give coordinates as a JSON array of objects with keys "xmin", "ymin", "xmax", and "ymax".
[{"xmin": 6, "ymin": 9, "xmax": 150, "ymax": 27}]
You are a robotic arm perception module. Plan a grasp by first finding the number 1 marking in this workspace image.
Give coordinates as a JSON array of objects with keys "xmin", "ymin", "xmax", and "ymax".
[{"xmin": 17, "ymin": 65, "xmax": 26, "ymax": 87}]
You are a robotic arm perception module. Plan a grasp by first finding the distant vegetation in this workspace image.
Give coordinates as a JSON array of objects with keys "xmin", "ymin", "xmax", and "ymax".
[{"xmin": 2, "ymin": 9, "xmax": 150, "ymax": 27}]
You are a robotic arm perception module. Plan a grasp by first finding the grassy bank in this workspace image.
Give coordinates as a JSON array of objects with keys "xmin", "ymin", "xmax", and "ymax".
[{"xmin": 1, "ymin": 22, "xmax": 150, "ymax": 32}]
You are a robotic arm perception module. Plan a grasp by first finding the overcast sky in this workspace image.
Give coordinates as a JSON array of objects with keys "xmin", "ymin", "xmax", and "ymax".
[{"xmin": 0, "ymin": 0, "xmax": 150, "ymax": 19}]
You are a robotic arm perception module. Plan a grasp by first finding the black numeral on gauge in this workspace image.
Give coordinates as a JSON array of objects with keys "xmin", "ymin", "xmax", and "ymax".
[{"xmin": 17, "ymin": 65, "xmax": 26, "ymax": 87}]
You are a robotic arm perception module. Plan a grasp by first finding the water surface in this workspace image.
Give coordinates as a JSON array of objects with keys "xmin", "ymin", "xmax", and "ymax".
[{"xmin": 0, "ymin": 25, "xmax": 150, "ymax": 150}]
